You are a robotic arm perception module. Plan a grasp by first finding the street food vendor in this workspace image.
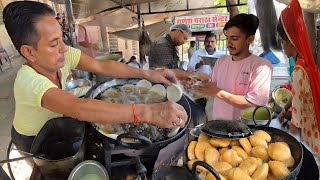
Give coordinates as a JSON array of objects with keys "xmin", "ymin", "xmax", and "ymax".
[
  {"xmin": 3, "ymin": 1, "xmax": 189, "ymax": 153},
  {"xmin": 187, "ymin": 14, "xmax": 272, "ymax": 121}
]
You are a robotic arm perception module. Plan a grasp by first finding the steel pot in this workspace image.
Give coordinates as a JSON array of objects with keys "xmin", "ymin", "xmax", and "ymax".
[
  {"xmin": 192, "ymin": 107, "xmax": 303, "ymax": 180},
  {"xmin": 250, "ymin": 119, "xmax": 303, "ymax": 180},
  {"xmin": 30, "ymin": 117, "xmax": 86, "ymax": 178},
  {"xmin": 68, "ymin": 160, "xmax": 109, "ymax": 180}
]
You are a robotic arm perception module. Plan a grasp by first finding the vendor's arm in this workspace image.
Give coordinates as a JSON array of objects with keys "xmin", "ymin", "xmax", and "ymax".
[
  {"xmin": 172, "ymin": 69, "xmax": 210, "ymax": 82},
  {"xmin": 77, "ymin": 53, "xmax": 176, "ymax": 85},
  {"xmin": 41, "ymin": 88, "xmax": 187, "ymax": 128}
]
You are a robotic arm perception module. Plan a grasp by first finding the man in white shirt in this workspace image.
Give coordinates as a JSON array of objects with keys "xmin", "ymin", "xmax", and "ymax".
[
  {"xmin": 187, "ymin": 34, "xmax": 224, "ymax": 75},
  {"xmin": 188, "ymin": 41, "xmax": 196, "ymax": 60}
]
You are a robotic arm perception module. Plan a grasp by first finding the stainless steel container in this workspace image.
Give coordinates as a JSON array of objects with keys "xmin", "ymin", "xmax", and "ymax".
[
  {"xmin": 68, "ymin": 160, "xmax": 109, "ymax": 180},
  {"xmin": 240, "ymin": 106, "xmax": 278, "ymax": 126},
  {"xmin": 71, "ymin": 69, "xmax": 93, "ymax": 81},
  {"xmin": 66, "ymin": 79, "xmax": 92, "ymax": 91}
]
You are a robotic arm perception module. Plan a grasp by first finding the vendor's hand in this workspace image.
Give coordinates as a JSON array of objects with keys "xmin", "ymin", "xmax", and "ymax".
[
  {"xmin": 181, "ymin": 73, "xmax": 210, "ymax": 88},
  {"xmin": 188, "ymin": 72, "xmax": 210, "ymax": 82},
  {"xmin": 146, "ymin": 101, "xmax": 188, "ymax": 128},
  {"xmin": 146, "ymin": 68, "xmax": 177, "ymax": 86},
  {"xmin": 186, "ymin": 80, "xmax": 219, "ymax": 97}
]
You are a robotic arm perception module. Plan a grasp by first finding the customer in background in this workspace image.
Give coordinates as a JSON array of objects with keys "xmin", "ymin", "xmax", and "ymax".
[
  {"xmin": 126, "ymin": 56, "xmax": 141, "ymax": 68},
  {"xmin": 188, "ymin": 41, "xmax": 196, "ymax": 60},
  {"xmin": 187, "ymin": 34, "xmax": 224, "ymax": 75},
  {"xmin": 148, "ymin": 24, "xmax": 191, "ymax": 69},
  {"xmin": 277, "ymin": 0, "xmax": 320, "ymax": 169},
  {"xmin": 187, "ymin": 14, "xmax": 272, "ymax": 121}
]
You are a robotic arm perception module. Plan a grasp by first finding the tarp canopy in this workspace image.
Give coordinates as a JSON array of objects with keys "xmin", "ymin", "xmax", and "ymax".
[
  {"xmin": 52, "ymin": 0, "xmax": 160, "ymax": 19},
  {"xmin": 75, "ymin": 0, "xmax": 221, "ymax": 28},
  {"xmin": 51, "ymin": 0, "xmax": 247, "ymax": 40},
  {"xmin": 108, "ymin": 8, "xmax": 221, "ymax": 41},
  {"xmin": 72, "ymin": 0, "xmax": 225, "ymax": 40},
  {"xmin": 109, "ymin": 21, "xmax": 171, "ymax": 41}
]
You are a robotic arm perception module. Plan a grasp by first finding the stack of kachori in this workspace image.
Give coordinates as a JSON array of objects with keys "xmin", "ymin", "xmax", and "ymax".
[{"xmin": 186, "ymin": 130, "xmax": 294, "ymax": 180}]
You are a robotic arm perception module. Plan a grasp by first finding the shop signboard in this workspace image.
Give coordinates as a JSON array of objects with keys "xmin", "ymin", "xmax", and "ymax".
[{"xmin": 174, "ymin": 13, "xmax": 229, "ymax": 32}]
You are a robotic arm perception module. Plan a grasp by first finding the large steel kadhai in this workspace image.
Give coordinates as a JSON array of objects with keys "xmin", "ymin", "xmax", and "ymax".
[
  {"xmin": 161, "ymin": 106, "xmax": 304, "ymax": 180},
  {"xmin": 84, "ymin": 78, "xmax": 192, "ymax": 179},
  {"xmin": 85, "ymin": 78, "xmax": 191, "ymax": 151},
  {"xmin": 201, "ymin": 106, "xmax": 303, "ymax": 180}
]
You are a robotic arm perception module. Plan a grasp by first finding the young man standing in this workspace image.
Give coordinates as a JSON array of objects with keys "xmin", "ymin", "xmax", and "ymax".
[{"xmin": 188, "ymin": 14, "xmax": 272, "ymax": 121}]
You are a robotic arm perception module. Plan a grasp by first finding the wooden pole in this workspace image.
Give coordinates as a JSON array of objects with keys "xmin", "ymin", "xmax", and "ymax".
[
  {"xmin": 254, "ymin": 0, "xmax": 281, "ymax": 51},
  {"xmin": 303, "ymin": 11, "xmax": 317, "ymax": 61}
]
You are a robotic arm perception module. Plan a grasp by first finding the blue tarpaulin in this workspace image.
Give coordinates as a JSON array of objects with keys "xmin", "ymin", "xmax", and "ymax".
[{"xmin": 260, "ymin": 50, "xmax": 280, "ymax": 64}]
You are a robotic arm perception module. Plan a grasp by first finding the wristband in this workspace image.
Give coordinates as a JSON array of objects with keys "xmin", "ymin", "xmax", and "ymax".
[{"xmin": 132, "ymin": 104, "xmax": 139, "ymax": 125}]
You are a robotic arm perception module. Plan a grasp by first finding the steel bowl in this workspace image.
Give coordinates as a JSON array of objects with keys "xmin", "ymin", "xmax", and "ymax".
[
  {"xmin": 66, "ymin": 79, "xmax": 92, "ymax": 91},
  {"xmin": 68, "ymin": 160, "xmax": 109, "ymax": 180},
  {"xmin": 272, "ymin": 87, "xmax": 292, "ymax": 113},
  {"xmin": 240, "ymin": 106, "xmax": 278, "ymax": 126},
  {"xmin": 189, "ymin": 123, "xmax": 203, "ymax": 138}
]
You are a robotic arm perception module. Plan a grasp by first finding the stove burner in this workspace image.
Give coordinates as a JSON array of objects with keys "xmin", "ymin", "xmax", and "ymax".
[
  {"xmin": 102, "ymin": 138, "xmax": 158, "ymax": 180},
  {"xmin": 85, "ymin": 126, "xmax": 188, "ymax": 180}
]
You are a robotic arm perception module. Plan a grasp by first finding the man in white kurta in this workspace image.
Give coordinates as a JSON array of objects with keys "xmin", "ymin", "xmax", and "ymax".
[{"xmin": 187, "ymin": 34, "xmax": 225, "ymax": 75}]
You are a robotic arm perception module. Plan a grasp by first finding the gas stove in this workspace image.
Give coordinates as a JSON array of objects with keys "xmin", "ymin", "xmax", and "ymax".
[
  {"xmin": 85, "ymin": 126, "xmax": 188, "ymax": 180},
  {"xmin": 102, "ymin": 134, "xmax": 187, "ymax": 180}
]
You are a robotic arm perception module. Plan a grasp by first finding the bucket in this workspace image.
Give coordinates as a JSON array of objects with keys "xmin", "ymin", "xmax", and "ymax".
[{"xmin": 30, "ymin": 117, "xmax": 86, "ymax": 178}]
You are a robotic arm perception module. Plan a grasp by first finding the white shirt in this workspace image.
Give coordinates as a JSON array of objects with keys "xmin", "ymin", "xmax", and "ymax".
[
  {"xmin": 127, "ymin": 62, "xmax": 140, "ymax": 68},
  {"xmin": 187, "ymin": 49, "xmax": 225, "ymax": 75},
  {"xmin": 188, "ymin": 47, "xmax": 196, "ymax": 60}
]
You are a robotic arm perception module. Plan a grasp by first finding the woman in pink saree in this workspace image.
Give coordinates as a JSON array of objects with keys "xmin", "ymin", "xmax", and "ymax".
[{"xmin": 277, "ymin": 0, "xmax": 320, "ymax": 169}]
